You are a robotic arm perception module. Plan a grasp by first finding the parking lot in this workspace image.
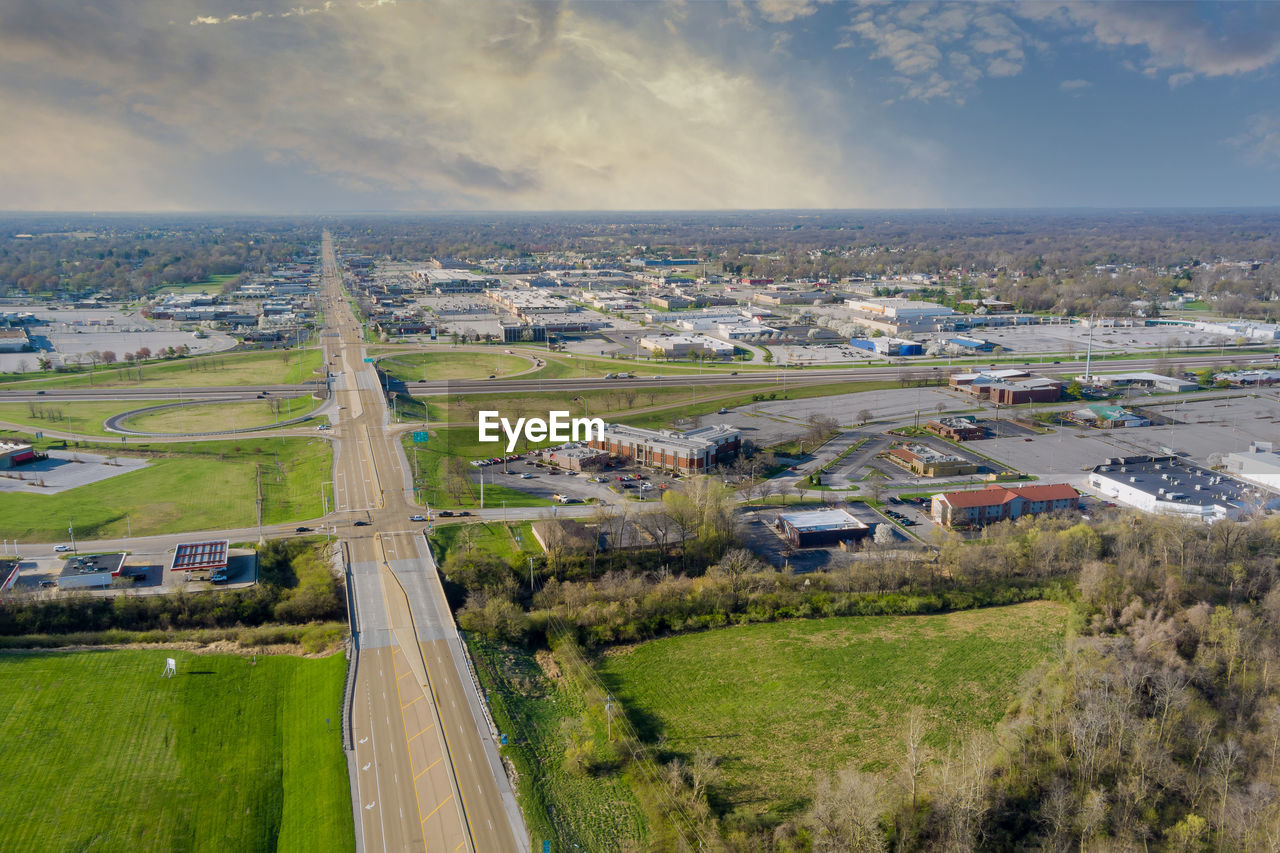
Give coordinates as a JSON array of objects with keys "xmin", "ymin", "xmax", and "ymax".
[
  {"xmin": 0, "ymin": 450, "xmax": 150, "ymax": 495},
  {"xmin": 470, "ymin": 451, "xmax": 685, "ymax": 506}
]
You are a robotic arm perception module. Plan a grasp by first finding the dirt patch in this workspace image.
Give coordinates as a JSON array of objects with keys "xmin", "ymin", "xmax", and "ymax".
[{"xmin": 536, "ymin": 648, "xmax": 563, "ymax": 682}]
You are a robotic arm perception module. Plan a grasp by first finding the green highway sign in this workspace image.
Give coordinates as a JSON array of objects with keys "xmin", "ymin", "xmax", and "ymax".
[
  {"xmin": 412, "ymin": 431, "xmax": 430, "ymax": 443},
  {"xmin": 363, "ymin": 357, "xmax": 374, "ymax": 363}
]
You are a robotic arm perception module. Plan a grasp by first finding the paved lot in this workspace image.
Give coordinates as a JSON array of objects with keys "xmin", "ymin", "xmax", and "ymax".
[
  {"xmin": 959, "ymin": 322, "xmax": 1233, "ymax": 356},
  {"xmin": 0, "ymin": 450, "xmax": 149, "ymax": 494}
]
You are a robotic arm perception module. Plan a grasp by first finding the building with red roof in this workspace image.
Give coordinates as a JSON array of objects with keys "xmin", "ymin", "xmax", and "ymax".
[{"xmin": 931, "ymin": 483, "xmax": 1080, "ymax": 529}]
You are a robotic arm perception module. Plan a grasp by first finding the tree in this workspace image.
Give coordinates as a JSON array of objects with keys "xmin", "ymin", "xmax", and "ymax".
[
  {"xmin": 709, "ymin": 547, "xmax": 765, "ymax": 609},
  {"xmin": 100, "ymin": 350, "xmax": 117, "ymax": 364},
  {"xmin": 36, "ymin": 356, "xmax": 52, "ymax": 371},
  {"xmin": 805, "ymin": 767, "xmax": 887, "ymax": 853},
  {"xmin": 857, "ymin": 408, "xmax": 874, "ymax": 426}
]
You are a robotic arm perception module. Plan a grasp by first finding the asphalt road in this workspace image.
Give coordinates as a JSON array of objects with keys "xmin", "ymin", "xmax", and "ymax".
[{"xmin": 320, "ymin": 233, "xmax": 526, "ymax": 853}]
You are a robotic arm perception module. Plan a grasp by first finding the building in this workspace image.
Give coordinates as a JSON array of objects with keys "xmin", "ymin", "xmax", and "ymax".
[
  {"xmin": 1088, "ymin": 455, "xmax": 1280, "ymax": 522},
  {"xmin": 639, "ymin": 333, "xmax": 734, "ymax": 358},
  {"xmin": 549, "ymin": 446, "xmax": 610, "ymax": 472},
  {"xmin": 947, "ymin": 335, "xmax": 994, "ymax": 352},
  {"xmin": 170, "ymin": 539, "xmax": 230, "ymax": 582},
  {"xmin": 1068, "ymin": 404, "xmax": 1150, "ymax": 428},
  {"xmin": 57, "ymin": 553, "xmax": 130, "ymax": 590},
  {"xmin": 501, "ymin": 323, "xmax": 546, "ymax": 343},
  {"xmin": 888, "ymin": 444, "xmax": 979, "ymax": 477},
  {"xmin": 1084, "ymin": 372, "xmax": 1197, "ymax": 393},
  {"xmin": 1225, "ymin": 442, "xmax": 1280, "ymax": 491},
  {"xmin": 849, "ymin": 337, "xmax": 923, "ymax": 356},
  {"xmin": 0, "ymin": 442, "xmax": 36, "ymax": 469},
  {"xmin": 926, "ymin": 416, "xmax": 986, "ymax": 441},
  {"xmin": 0, "ymin": 328, "xmax": 30, "ymax": 352},
  {"xmin": 845, "ymin": 298, "xmax": 955, "ymax": 325},
  {"xmin": 776, "ymin": 508, "xmax": 871, "ymax": 548},
  {"xmin": 1215, "ymin": 369, "xmax": 1280, "ymax": 386},
  {"xmin": 412, "ymin": 269, "xmax": 496, "ymax": 293},
  {"xmin": 931, "ymin": 483, "xmax": 1080, "ymax": 528},
  {"xmin": 588, "ymin": 423, "xmax": 740, "ymax": 472}
]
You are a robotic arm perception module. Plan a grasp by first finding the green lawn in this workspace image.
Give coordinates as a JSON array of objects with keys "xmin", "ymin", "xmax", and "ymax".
[
  {"xmin": 430, "ymin": 520, "xmax": 542, "ymax": 564},
  {"xmin": 596, "ymin": 601, "xmax": 1068, "ymax": 814},
  {"xmin": 0, "ymin": 436, "xmax": 331, "ymax": 540},
  {"xmin": 10, "ymin": 349, "xmax": 324, "ymax": 390},
  {"xmin": 0, "ymin": 649, "xmax": 353, "ymax": 853},
  {"xmin": 378, "ymin": 350, "xmax": 536, "ymax": 382},
  {"xmin": 154, "ymin": 274, "xmax": 238, "ymax": 295},
  {"xmin": 124, "ymin": 396, "xmax": 319, "ymax": 433},
  {"xmin": 402, "ymin": 428, "xmax": 553, "ymax": 510},
  {"xmin": 0, "ymin": 400, "xmax": 178, "ymax": 438}
]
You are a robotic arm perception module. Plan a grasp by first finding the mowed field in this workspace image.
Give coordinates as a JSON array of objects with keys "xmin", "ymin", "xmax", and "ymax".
[
  {"xmin": 378, "ymin": 350, "xmax": 536, "ymax": 381},
  {"xmin": 596, "ymin": 601, "xmax": 1068, "ymax": 812},
  {"xmin": 124, "ymin": 396, "xmax": 320, "ymax": 433},
  {"xmin": 0, "ymin": 649, "xmax": 353, "ymax": 853},
  {"xmin": 0, "ymin": 437, "xmax": 330, "ymax": 540},
  {"xmin": 10, "ymin": 349, "xmax": 324, "ymax": 390},
  {"xmin": 0, "ymin": 399, "xmax": 179, "ymax": 438}
]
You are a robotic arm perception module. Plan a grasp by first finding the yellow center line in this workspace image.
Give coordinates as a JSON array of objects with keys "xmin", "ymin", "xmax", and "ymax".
[
  {"xmin": 414, "ymin": 757, "xmax": 442, "ymax": 780},
  {"xmin": 421, "ymin": 793, "xmax": 454, "ymax": 824}
]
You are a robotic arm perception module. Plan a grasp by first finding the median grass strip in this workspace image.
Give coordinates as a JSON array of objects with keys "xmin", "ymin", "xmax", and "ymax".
[
  {"xmin": 378, "ymin": 350, "xmax": 536, "ymax": 382},
  {"xmin": 0, "ymin": 436, "xmax": 330, "ymax": 540},
  {"xmin": 0, "ymin": 649, "xmax": 353, "ymax": 853},
  {"xmin": 596, "ymin": 601, "xmax": 1068, "ymax": 815},
  {"xmin": 10, "ymin": 348, "xmax": 325, "ymax": 390}
]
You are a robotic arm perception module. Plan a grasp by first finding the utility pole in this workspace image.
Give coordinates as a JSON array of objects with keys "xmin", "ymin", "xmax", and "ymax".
[
  {"xmin": 256, "ymin": 463, "xmax": 264, "ymax": 546},
  {"xmin": 529, "ymin": 556, "xmax": 535, "ymax": 593},
  {"xmin": 67, "ymin": 519, "xmax": 76, "ymax": 555}
]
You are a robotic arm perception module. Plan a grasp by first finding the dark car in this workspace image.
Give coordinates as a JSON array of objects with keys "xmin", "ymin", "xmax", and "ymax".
[
  {"xmin": 437, "ymin": 510, "xmax": 454, "ymax": 517},
  {"xmin": 39, "ymin": 580, "xmax": 56, "ymax": 589},
  {"xmin": 353, "ymin": 520, "xmax": 370, "ymax": 527},
  {"xmin": 295, "ymin": 526, "xmax": 312, "ymax": 533},
  {"xmin": 457, "ymin": 511, "xmax": 471, "ymax": 517}
]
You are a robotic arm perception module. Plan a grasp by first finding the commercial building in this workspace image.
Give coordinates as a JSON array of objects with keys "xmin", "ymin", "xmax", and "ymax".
[
  {"xmin": 849, "ymin": 337, "xmax": 923, "ymax": 356},
  {"xmin": 1087, "ymin": 455, "xmax": 1279, "ymax": 522},
  {"xmin": 931, "ymin": 483, "xmax": 1080, "ymax": 529},
  {"xmin": 170, "ymin": 539, "xmax": 230, "ymax": 582},
  {"xmin": 947, "ymin": 335, "xmax": 994, "ymax": 352},
  {"xmin": 888, "ymin": 444, "xmax": 979, "ymax": 477},
  {"xmin": 0, "ymin": 328, "xmax": 30, "ymax": 352},
  {"xmin": 549, "ymin": 446, "xmax": 610, "ymax": 472},
  {"xmin": 1225, "ymin": 442, "xmax": 1280, "ymax": 491},
  {"xmin": 500, "ymin": 323, "xmax": 547, "ymax": 343},
  {"xmin": 1216, "ymin": 369, "xmax": 1280, "ymax": 386},
  {"xmin": 0, "ymin": 441, "xmax": 36, "ymax": 469},
  {"xmin": 57, "ymin": 553, "xmax": 130, "ymax": 590},
  {"xmin": 776, "ymin": 508, "xmax": 871, "ymax": 548},
  {"xmin": 1068, "ymin": 404, "xmax": 1150, "ymax": 429},
  {"xmin": 1084, "ymin": 372, "xmax": 1197, "ymax": 393},
  {"xmin": 926, "ymin": 416, "xmax": 986, "ymax": 441},
  {"xmin": 412, "ymin": 269, "xmax": 496, "ymax": 293},
  {"xmin": 588, "ymin": 423, "xmax": 740, "ymax": 472},
  {"xmin": 846, "ymin": 298, "xmax": 955, "ymax": 325},
  {"xmin": 639, "ymin": 333, "xmax": 734, "ymax": 358}
]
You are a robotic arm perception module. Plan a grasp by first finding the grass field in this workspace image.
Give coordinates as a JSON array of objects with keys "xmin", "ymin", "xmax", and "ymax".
[
  {"xmin": 10, "ymin": 349, "xmax": 324, "ymax": 390},
  {"xmin": 430, "ymin": 520, "xmax": 541, "ymax": 564},
  {"xmin": 124, "ymin": 396, "xmax": 320, "ymax": 433},
  {"xmin": 154, "ymin": 274, "xmax": 238, "ymax": 295},
  {"xmin": 0, "ymin": 400, "xmax": 179, "ymax": 438},
  {"xmin": 596, "ymin": 601, "xmax": 1068, "ymax": 815},
  {"xmin": 402, "ymin": 428, "xmax": 553, "ymax": 509},
  {"xmin": 0, "ymin": 436, "xmax": 330, "ymax": 540},
  {"xmin": 0, "ymin": 649, "xmax": 353, "ymax": 853},
  {"xmin": 378, "ymin": 350, "xmax": 536, "ymax": 382}
]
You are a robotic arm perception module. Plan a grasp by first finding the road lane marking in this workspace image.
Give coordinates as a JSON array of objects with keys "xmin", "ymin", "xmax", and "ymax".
[
  {"xmin": 402, "ymin": 694, "xmax": 422, "ymax": 709},
  {"xmin": 414, "ymin": 757, "xmax": 442, "ymax": 780},
  {"xmin": 409, "ymin": 724, "xmax": 434, "ymax": 743},
  {"xmin": 421, "ymin": 794, "xmax": 454, "ymax": 823}
]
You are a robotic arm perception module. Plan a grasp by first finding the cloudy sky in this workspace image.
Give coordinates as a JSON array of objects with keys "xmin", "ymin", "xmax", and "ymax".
[{"xmin": 2, "ymin": 0, "xmax": 1279, "ymax": 211}]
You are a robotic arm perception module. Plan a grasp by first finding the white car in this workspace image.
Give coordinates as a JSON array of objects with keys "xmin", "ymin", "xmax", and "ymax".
[
  {"xmin": 54, "ymin": 545, "xmax": 72, "ymax": 552},
  {"xmin": 409, "ymin": 515, "xmax": 427, "ymax": 522}
]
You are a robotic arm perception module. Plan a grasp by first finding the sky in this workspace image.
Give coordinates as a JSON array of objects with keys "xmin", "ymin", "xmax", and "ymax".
[{"xmin": 1, "ymin": 0, "xmax": 1279, "ymax": 212}]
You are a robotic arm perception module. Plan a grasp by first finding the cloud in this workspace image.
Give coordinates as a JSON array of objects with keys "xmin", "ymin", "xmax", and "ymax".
[
  {"xmin": 1230, "ymin": 114, "xmax": 1280, "ymax": 167},
  {"xmin": 842, "ymin": 2, "xmax": 1036, "ymax": 103},
  {"xmin": 1168, "ymin": 71, "xmax": 1194, "ymax": 89},
  {"xmin": 1059, "ymin": 78, "xmax": 1091, "ymax": 91},
  {"xmin": 0, "ymin": 0, "xmax": 895, "ymax": 210},
  {"xmin": 1026, "ymin": 1, "xmax": 1280, "ymax": 80},
  {"xmin": 756, "ymin": 0, "xmax": 823, "ymax": 25}
]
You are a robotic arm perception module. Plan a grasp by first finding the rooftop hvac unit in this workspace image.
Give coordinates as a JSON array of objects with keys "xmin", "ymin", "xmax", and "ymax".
[
  {"xmin": 1158, "ymin": 487, "xmax": 1166, "ymax": 495},
  {"xmin": 1131, "ymin": 477, "xmax": 1139, "ymax": 483},
  {"xmin": 1154, "ymin": 464, "xmax": 1163, "ymax": 470},
  {"xmin": 1195, "ymin": 484, "xmax": 1204, "ymax": 491}
]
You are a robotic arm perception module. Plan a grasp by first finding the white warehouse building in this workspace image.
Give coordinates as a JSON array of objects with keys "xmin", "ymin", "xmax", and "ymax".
[{"xmin": 1088, "ymin": 455, "xmax": 1280, "ymax": 522}]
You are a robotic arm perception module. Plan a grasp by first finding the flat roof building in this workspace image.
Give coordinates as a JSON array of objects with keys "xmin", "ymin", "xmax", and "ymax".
[
  {"xmin": 0, "ymin": 441, "xmax": 36, "ymax": 469},
  {"xmin": 550, "ymin": 446, "xmax": 610, "ymax": 472},
  {"xmin": 1088, "ymin": 455, "xmax": 1279, "ymax": 522},
  {"xmin": 1084, "ymin": 372, "xmax": 1197, "ymax": 393},
  {"xmin": 1069, "ymin": 404, "xmax": 1150, "ymax": 429},
  {"xmin": 57, "ymin": 553, "xmax": 129, "ymax": 590},
  {"xmin": 926, "ymin": 416, "xmax": 986, "ymax": 441},
  {"xmin": 888, "ymin": 444, "xmax": 979, "ymax": 477},
  {"xmin": 588, "ymin": 423, "xmax": 740, "ymax": 472},
  {"xmin": 1225, "ymin": 442, "xmax": 1280, "ymax": 492},
  {"xmin": 776, "ymin": 508, "xmax": 871, "ymax": 548},
  {"xmin": 931, "ymin": 483, "xmax": 1080, "ymax": 529},
  {"xmin": 639, "ymin": 333, "xmax": 734, "ymax": 358}
]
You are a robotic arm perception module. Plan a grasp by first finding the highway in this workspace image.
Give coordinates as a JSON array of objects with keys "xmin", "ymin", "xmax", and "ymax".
[{"xmin": 320, "ymin": 232, "xmax": 525, "ymax": 853}]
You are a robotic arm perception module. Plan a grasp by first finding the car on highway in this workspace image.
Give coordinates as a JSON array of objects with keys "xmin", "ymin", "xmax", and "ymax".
[
  {"xmin": 295, "ymin": 527, "xmax": 312, "ymax": 533},
  {"xmin": 437, "ymin": 510, "xmax": 454, "ymax": 517},
  {"xmin": 409, "ymin": 514, "xmax": 427, "ymax": 522},
  {"xmin": 54, "ymin": 545, "xmax": 72, "ymax": 552},
  {"xmin": 353, "ymin": 520, "xmax": 370, "ymax": 527}
]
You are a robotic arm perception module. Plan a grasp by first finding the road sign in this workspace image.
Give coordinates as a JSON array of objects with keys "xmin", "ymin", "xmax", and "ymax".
[
  {"xmin": 34, "ymin": 432, "xmax": 41, "ymax": 440},
  {"xmin": 412, "ymin": 431, "xmax": 430, "ymax": 443},
  {"xmin": 363, "ymin": 357, "xmax": 374, "ymax": 363}
]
